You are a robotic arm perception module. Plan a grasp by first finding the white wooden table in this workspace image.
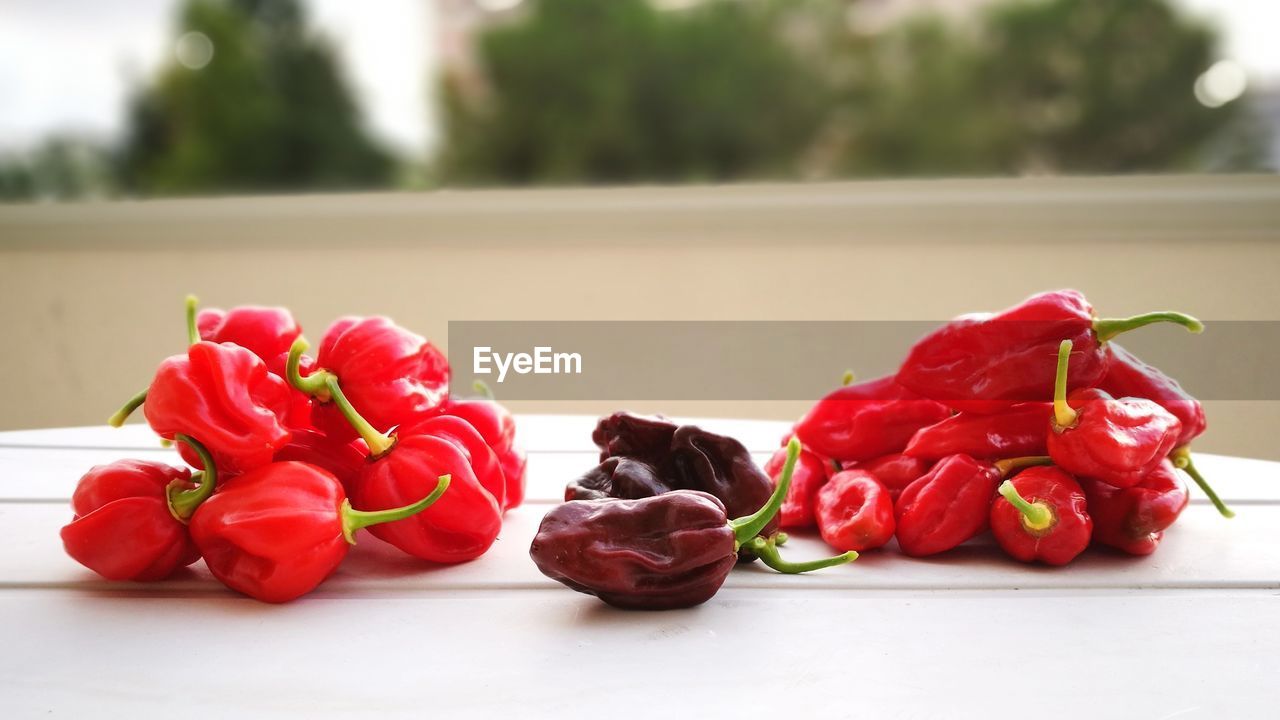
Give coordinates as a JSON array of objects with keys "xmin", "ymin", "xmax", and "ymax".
[{"xmin": 2, "ymin": 415, "xmax": 1277, "ymax": 719}]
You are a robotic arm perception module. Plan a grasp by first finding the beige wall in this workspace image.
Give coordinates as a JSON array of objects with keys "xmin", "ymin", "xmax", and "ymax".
[{"xmin": 2, "ymin": 175, "xmax": 1278, "ymax": 458}]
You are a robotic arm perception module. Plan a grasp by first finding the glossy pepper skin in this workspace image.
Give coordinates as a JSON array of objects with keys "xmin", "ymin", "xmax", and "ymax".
[
  {"xmin": 1100, "ymin": 344, "xmax": 1206, "ymax": 447},
  {"xmin": 855, "ymin": 453, "xmax": 931, "ymax": 502},
  {"xmin": 1083, "ymin": 460, "xmax": 1189, "ymax": 556},
  {"xmin": 60, "ymin": 460, "xmax": 201, "ymax": 581},
  {"xmin": 793, "ymin": 375, "xmax": 950, "ymax": 462},
  {"xmin": 435, "ymin": 393, "xmax": 526, "ymax": 510},
  {"xmin": 146, "ymin": 340, "xmax": 293, "ymax": 474},
  {"xmin": 192, "ymin": 460, "xmax": 449, "ymax": 603},
  {"xmin": 398, "ymin": 414, "xmax": 507, "ymax": 509},
  {"xmin": 764, "ymin": 444, "xmax": 830, "ymax": 528},
  {"xmin": 895, "ymin": 455, "xmax": 1001, "ymax": 557},
  {"xmin": 1048, "ymin": 341, "xmax": 1182, "ymax": 488},
  {"xmin": 904, "ymin": 403, "xmax": 1051, "ymax": 461},
  {"xmin": 991, "ymin": 467, "xmax": 1092, "ymax": 566},
  {"xmin": 197, "ymin": 305, "xmax": 301, "ymax": 378},
  {"xmin": 272, "ymin": 429, "xmax": 368, "ymax": 495},
  {"xmin": 815, "ymin": 470, "xmax": 895, "ymax": 552},
  {"xmin": 307, "ymin": 316, "xmax": 450, "ymax": 441},
  {"xmin": 896, "ymin": 290, "xmax": 1203, "ymax": 412}
]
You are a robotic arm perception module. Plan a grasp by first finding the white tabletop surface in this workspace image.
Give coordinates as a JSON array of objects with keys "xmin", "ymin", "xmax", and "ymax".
[{"xmin": 2, "ymin": 415, "xmax": 1277, "ymax": 719}]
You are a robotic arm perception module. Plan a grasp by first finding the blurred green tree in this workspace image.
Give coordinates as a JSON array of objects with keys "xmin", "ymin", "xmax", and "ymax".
[{"xmin": 120, "ymin": 0, "xmax": 391, "ymax": 194}]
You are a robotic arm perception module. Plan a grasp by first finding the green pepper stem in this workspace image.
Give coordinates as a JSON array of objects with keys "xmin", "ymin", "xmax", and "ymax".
[
  {"xmin": 1053, "ymin": 339, "xmax": 1079, "ymax": 430},
  {"xmin": 168, "ymin": 434, "xmax": 217, "ymax": 522},
  {"xmin": 998, "ymin": 480, "xmax": 1055, "ymax": 532},
  {"xmin": 341, "ymin": 474, "xmax": 450, "ymax": 544},
  {"xmin": 185, "ymin": 295, "xmax": 200, "ymax": 346},
  {"xmin": 473, "ymin": 380, "xmax": 495, "ymax": 400},
  {"xmin": 285, "ymin": 337, "xmax": 335, "ymax": 400},
  {"xmin": 324, "ymin": 375, "xmax": 395, "ymax": 457},
  {"xmin": 730, "ymin": 437, "xmax": 800, "ymax": 545},
  {"xmin": 1093, "ymin": 311, "xmax": 1204, "ymax": 343},
  {"xmin": 107, "ymin": 388, "xmax": 149, "ymax": 427},
  {"xmin": 1171, "ymin": 447, "xmax": 1234, "ymax": 519},
  {"xmin": 748, "ymin": 535, "xmax": 858, "ymax": 574},
  {"xmin": 993, "ymin": 455, "xmax": 1053, "ymax": 478},
  {"xmin": 841, "ymin": 370, "xmax": 856, "ymax": 386}
]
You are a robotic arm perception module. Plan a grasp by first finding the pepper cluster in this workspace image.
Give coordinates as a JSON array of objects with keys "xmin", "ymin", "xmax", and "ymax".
[
  {"xmin": 61, "ymin": 297, "xmax": 525, "ymax": 601},
  {"xmin": 772, "ymin": 289, "xmax": 1228, "ymax": 566},
  {"xmin": 531, "ymin": 415, "xmax": 857, "ymax": 610}
]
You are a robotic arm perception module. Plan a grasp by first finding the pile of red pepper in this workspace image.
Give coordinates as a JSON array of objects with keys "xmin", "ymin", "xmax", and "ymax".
[
  {"xmin": 772, "ymin": 289, "xmax": 1230, "ymax": 566},
  {"xmin": 61, "ymin": 297, "xmax": 525, "ymax": 602}
]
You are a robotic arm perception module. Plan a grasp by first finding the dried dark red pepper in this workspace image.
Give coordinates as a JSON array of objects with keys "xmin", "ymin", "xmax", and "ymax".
[
  {"xmin": 896, "ymin": 290, "xmax": 1202, "ymax": 412},
  {"xmin": 1083, "ymin": 460, "xmax": 1190, "ymax": 555},
  {"xmin": 991, "ymin": 466, "xmax": 1092, "ymax": 566},
  {"xmin": 793, "ymin": 375, "xmax": 950, "ymax": 462},
  {"xmin": 815, "ymin": 469, "xmax": 895, "ymax": 552},
  {"xmin": 904, "ymin": 403, "xmax": 1050, "ymax": 461}
]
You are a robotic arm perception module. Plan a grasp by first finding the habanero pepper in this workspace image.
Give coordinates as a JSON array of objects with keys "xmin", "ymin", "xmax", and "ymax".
[
  {"xmin": 1083, "ymin": 460, "xmax": 1190, "ymax": 556},
  {"xmin": 854, "ymin": 453, "xmax": 932, "ymax": 502},
  {"xmin": 763, "ymin": 442, "xmax": 830, "ymax": 528},
  {"xmin": 904, "ymin": 403, "xmax": 1051, "ymax": 461},
  {"xmin": 60, "ymin": 437, "xmax": 215, "ymax": 582},
  {"xmin": 435, "ymin": 381, "xmax": 527, "ymax": 511},
  {"xmin": 272, "ymin": 428, "xmax": 368, "ymax": 495},
  {"xmin": 895, "ymin": 454, "xmax": 1050, "ymax": 557},
  {"xmin": 396, "ymin": 414, "xmax": 507, "ymax": 509},
  {"xmin": 1048, "ymin": 340, "xmax": 1182, "ymax": 489},
  {"xmin": 793, "ymin": 375, "xmax": 950, "ymax": 463},
  {"xmin": 815, "ymin": 469, "xmax": 895, "ymax": 552},
  {"xmin": 529, "ymin": 439, "xmax": 857, "ymax": 610},
  {"xmin": 991, "ymin": 466, "xmax": 1092, "ymax": 566},
  {"xmin": 896, "ymin": 289, "xmax": 1203, "ymax": 412},
  {"xmin": 197, "ymin": 303, "xmax": 302, "ymax": 378},
  {"xmin": 288, "ymin": 340, "xmax": 502, "ymax": 564},
  {"xmin": 190, "ymin": 460, "xmax": 450, "ymax": 603},
  {"xmin": 299, "ymin": 316, "xmax": 450, "ymax": 442}
]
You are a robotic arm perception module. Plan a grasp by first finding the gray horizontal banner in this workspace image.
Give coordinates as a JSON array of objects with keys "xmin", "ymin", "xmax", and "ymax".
[{"xmin": 447, "ymin": 321, "xmax": 1279, "ymax": 402}]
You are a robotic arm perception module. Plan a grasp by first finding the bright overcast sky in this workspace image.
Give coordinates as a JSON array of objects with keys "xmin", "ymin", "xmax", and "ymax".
[{"xmin": 0, "ymin": 0, "xmax": 1275, "ymax": 156}]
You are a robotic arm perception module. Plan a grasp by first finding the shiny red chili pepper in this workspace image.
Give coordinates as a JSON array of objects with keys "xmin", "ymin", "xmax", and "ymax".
[
  {"xmin": 191, "ymin": 460, "xmax": 449, "ymax": 603},
  {"xmin": 1100, "ymin": 344, "xmax": 1205, "ymax": 446},
  {"xmin": 904, "ymin": 403, "xmax": 1050, "ymax": 461},
  {"xmin": 60, "ymin": 441, "xmax": 214, "ymax": 581},
  {"xmin": 895, "ymin": 455, "xmax": 1047, "ymax": 557},
  {"xmin": 435, "ymin": 384, "xmax": 526, "ymax": 510},
  {"xmin": 396, "ymin": 414, "xmax": 507, "ymax": 509},
  {"xmin": 1083, "ymin": 460, "xmax": 1189, "ymax": 556},
  {"xmin": 991, "ymin": 466, "xmax": 1092, "ymax": 566},
  {"xmin": 793, "ymin": 375, "xmax": 950, "ymax": 462},
  {"xmin": 1048, "ymin": 341, "xmax": 1181, "ymax": 488},
  {"xmin": 896, "ymin": 290, "xmax": 1203, "ymax": 412},
  {"xmin": 272, "ymin": 428, "xmax": 368, "ymax": 495},
  {"xmin": 815, "ymin": 469, "xmax": 895, "ymax": 552},
  {"xmin": 763, "ymin": 442, "xmax": 830, "ymax": 528},
  {"xmin": 855, "ymin": 453, "xmax": 932, "ymax": 502},
  {"xmin": 300, "ymin": 316, "xmax": 450, "ymax": 442},
  {"xmin": 197, "ymin": 304, "xmax": 301, "ymax": 377},
  {"xmin": 288, "ymin": 339, "xmax": 502, "ymax": 564},
  {"xmin": 145, "ymin": 340, "xmax": 293, "ymax": 475}
]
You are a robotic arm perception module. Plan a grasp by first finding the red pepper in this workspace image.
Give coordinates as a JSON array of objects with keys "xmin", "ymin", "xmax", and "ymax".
[
  {"xmin": 145, "ymin": 340, "xmax": 293, "ymax": 475},
  {"xmin": 190, "ymin": 460, "xmax": 449, "ymax": 603},
  {"xmin": 289, "ymin": 340, "xmax": 502, "ymax": 564},
  {"xmin": 896, "ymin": 290, "xmax": 1203, "ymax": 412},
  {"xmin": 895, "ymin": 455, "xmax": 1047, "ymax": 557},
  {"xmin": 815, "ymin": 469, "xmax": 895, "ymax": 552},
  {"xmin": 1083, "ymin": 460, "xmax": 1190, "ymax": 555},
  {"xmin": 793, "ymin": 375, "xmax": 950, "ymax": 462},
  {"xmin": 197, "ymin": 304, "xmax": 301, "ymax": 378},
  {"xmin": 855, "ymin": 453, "xmax": 932, "ymax": 502},
  {"xmin": 1048, "ymin": 340, "xmax": 1182, "ymax": 488},
  {"xmin": 60, "ymin": 441, "xmax": 214, "ymax": 581},
  {"xmin": 1100, "ymin": 344, "xmax": 1205, "ymax": 446},
  {"xmin": 300, "ymin": 316, "xmax": 450, "ymax": 442},
  {"xmin": 272, "ymin": 428, "xmax": 368, "ymax": 495},
  {"xmin": 396, "ymin": 414, "xmax": 507, "ymax": 509},
  {"xmin": 991, "ymin": 467, "xmax": 1092, "ymax": 566},
  {"xmin": 763, "ymin": 443, "xmax": 830, "ymax": 528},
  {"xmin": 435, "ymin": 382, "xmax": 526, "ymax": 510},
  {"xmin": 904, "ymin": 403, "xmax": 1050, "ymax": 461}
]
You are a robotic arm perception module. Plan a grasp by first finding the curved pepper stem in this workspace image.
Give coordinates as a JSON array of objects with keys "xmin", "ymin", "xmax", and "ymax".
[
  {"xmin": 168, "ymin": 434, "xmax": 217, "ymax": 522},
  {"xmin": 841, "ymin": 369, "xmax": 856, "ymax": 386},
  {"xmin": 747, "ymin": 535, "xmax": 858, "ymax": 574},
  {"xmin": 107, "ymin": 388, "xmax": 149, "ymax": 427},
  {"xmin": 473, "ymin": 380, "xmax": 495, "ymax": 400},
  {"xmin": 1093, "ymin": 311, "xmax": 1204, "ymax": 343},
  {"xmin": 1171, "ymin": 447, "xmax": 1235, "ymax": 519},
  {"xmin": 730, "ymin": 437, "xmax": 800, "ymax": 545},
  {"xmin": 341, "ymin": 474, "xmax": 450, "ymax": 544},
  {"xmin": 185, "ymin": 295, "xmax": 200, "ymax": 346},
  {"xmin": 998, "ymin": 480, "xmax": 1055, "ymax": 533},
  {"xmin": 1052, "ymin": 340, "xmax": 1079, "ymax": 430},
  {"xmin": 325, "ymin": 375, "xmax": 395, "ymax": 457},
  {"xmin": 285, "ymin": 338, "xmax": 334, "ymax": 400},
  {"xmin": 993, "ymin": 455, "xmax": 1053, "ymax": 478}
]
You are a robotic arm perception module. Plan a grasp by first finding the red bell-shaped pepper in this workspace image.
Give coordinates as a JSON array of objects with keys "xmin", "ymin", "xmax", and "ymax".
[
  {"xmin": 896, "ymin": 290, "xmax": 1202, "ymax": 412},
  {"xmin": 1100, "ymin": 344, "xmax": 1206, "ymax": 446},
  {"xmin": 300, "ymin": 316, "xmax": 450, "ymax": 442},
  {"xmin": 1083, "ymin": 460, "xmax": 1190, "ymax": 556},
  {"xmin": 190, "ymin": 459, "xmax": 450, "ymax": 603},
  {"xmin": 815, "ymin": 469, "xmax": 895, "ymax": 552},
  {"xmin": 396, "ymin": 414, "xmax": 507, "ymax": 509},
  {"xmin": 855, "ymin": 453, "xmax": 932, "ymax": 502},
  {"xmin": 272, "ymin": 428, "xmax": 369, "ymax": 495},
  {"xmin": 197, "ymin": 304, "xmax": 301, "ymax": 377},
  {"xmin": 1047, "ymin": 340, "xmax": 1181, "ymax": 488},
  {"xmin": 60, "ymin": 437, "xmax": 216, "ymax": 581},
  {"xmin": 763, "ymin": 442, "xmax": 830, "ymax": 528},
  {"xmin": 991, "ymin": 466, "xmax": 1092, "ymax": 566},
  {"xmin": 434, "ymin": 382, "xmax": 526, "ymax": 510},
  {"xmin": 793, "ymin": 375, "xmax": 950, "ymax": 462},
  {"xmin": 904, "ymin": 403, "xmax": 1051, "ymax": 461}
]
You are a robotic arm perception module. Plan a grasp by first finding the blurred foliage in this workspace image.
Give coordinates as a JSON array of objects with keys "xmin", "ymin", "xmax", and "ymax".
[
  {"xmin": 119, "ymin": 0, "xmax": 391, "ymax": 195},
  {"xmin": 0, "ymin": 138, "xmax": 117, "ymax": 201}
]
